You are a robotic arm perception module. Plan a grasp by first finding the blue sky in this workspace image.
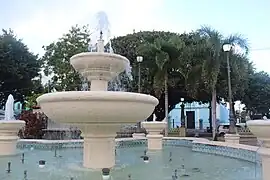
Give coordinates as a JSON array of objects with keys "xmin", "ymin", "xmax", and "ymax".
[{"xmin": 1, "ymin": 0, "xmax": 270, "ymax": 73}]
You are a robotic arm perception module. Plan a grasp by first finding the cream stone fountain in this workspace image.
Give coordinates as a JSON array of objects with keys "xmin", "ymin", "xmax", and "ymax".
[
  {"xmin": 0, "ymin": 94, "xmax": 25, "ymax": 156},
  {"xmin": 142, "ymin": 114, "xmax": 166, "ymax": 150},
  {"xmin": 247, "ymin": 120, "xmax": 270, "ymax": 180},
  {"xmin": 37, "ymin": 33, "xmax": 158, "ymax": 170}
]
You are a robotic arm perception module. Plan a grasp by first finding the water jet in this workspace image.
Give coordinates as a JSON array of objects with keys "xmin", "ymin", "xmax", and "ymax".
[{"xmin": 0, "ymin": 94, "xmax": 25, "ymax": 156}]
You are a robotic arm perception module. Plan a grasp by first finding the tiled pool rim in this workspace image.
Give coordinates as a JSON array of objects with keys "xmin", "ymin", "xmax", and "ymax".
[{"xmin": 17, "ymin": 137, "xmax": 262, "ymax": 164}]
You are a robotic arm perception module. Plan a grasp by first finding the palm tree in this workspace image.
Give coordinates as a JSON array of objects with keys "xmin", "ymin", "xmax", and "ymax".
[
  {"xmin": 197, "ymin": 25, "xmax": 248, "ymax": 139},
  {"xmin": 138, "ymin": 35, "xmax": 184, "ymax": 136}
]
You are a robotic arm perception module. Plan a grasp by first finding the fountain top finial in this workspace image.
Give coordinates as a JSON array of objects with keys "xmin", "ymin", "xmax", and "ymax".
[
  {"xmin": 97, "ymin": 32, "xmax": 105, "ymax": 53},
  {"xmin": 100, "ymin": 31, "xmax": 103, "ymax": 40}
]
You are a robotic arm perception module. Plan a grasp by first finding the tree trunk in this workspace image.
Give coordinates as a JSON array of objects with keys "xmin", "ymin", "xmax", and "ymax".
[
  {"xmin": 232, "ymin": 102, "xmax": 236, "ymax": 119},
  {"xmin": 164, "ymin": 71, "xmax": 169, "ymax": 136},
  {"xmin": 211, "ymin": 88, "xmax": 217, "ymax": 140},
  {"xmin": 208, "ymin": 103, "xmax": 212, "ymax": 132}
]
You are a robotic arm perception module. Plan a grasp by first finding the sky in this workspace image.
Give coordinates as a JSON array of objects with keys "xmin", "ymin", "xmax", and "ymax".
[{"xmin": 1, "ymin": 0, "xmax": 270, "ymax": 74}]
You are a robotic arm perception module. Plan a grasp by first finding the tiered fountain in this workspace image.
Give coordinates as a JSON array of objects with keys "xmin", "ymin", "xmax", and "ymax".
[
  {"xmin": 37, "ymin": 32, "xmax": 158, "ymax": 169},
  {"xmin": 142, "ymin": 114, "xmax": 166, "ymax": 150},
  {"xmin": 0, "ymin": 94, "xmax": 25, "ymax": 155},
  {"xmin": 247, "ymin": 120, "xmax": 270, "ymax": 180}
]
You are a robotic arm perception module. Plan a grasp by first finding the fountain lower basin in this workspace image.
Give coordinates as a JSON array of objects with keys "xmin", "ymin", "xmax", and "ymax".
[
  {"xmin": 247, "ymin": 120, "xmax": 270, "ymax": 180},
  {"xmin": 247, "ymin": 120, "xmax": 270, "ymax": 148},
  {"xmin": 0, "ymin": 120, "xmax": 25, "ymax": 156},
  {"xmin": 1, "ymin": 139, "xmax": 260, "ymax": 180},
  {"xmin": 37, "ymin": 91, "xmax": 158, "ymax": 169},
  {"xmin": 37, "ymin": 91, "xmax": 158, "ymax": 124}
]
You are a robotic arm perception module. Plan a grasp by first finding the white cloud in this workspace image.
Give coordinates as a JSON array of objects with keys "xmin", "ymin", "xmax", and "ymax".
[
  {"xmin": 8, "ymin": 0, "xmax": 270, "ymax": 84},
  {"xmin": 249, "ymin": 50, "xmax": 270, "ymax": 72},
  {"xmin": 13, "ymin": 0, "xmax": 164, "ymax": 56},
  {"xmin": 10, "ymin": 0, "xmax": 164, "ymax": 83}
]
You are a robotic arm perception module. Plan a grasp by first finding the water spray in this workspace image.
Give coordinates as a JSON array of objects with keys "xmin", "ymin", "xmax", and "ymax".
[
  {"xmin": 54, "ymin": 149, "xmax": 57, "ymax": 157},
  {"xmin": 102, "ymin": 168, "xmax": 110, "ymax": 180},
  {"xmin": 172, "ymin": 169, "xmax": 178, "ymax": 179},
  {"xmin": 6, "ymin": 162, "xmax": 11, "ymax": 173},
  {"xmin": 24, "ymin": 170, "xmax": 27, "ymax": 180},
  {"xmin": 143, "ymin": 156, "xmax": 149, "ymax": 163},
  {"xmin": 180, "ymin": 164, "xmax": 189, "ymax": 177},
  {"xmin": 22, "ymin": 153, "xmax": 25, "ymax": 164},
  {"xmin": 38, "ymin": 160, "xmax": 46, "ymax": 168},
  {"xmin": 169, "ymin": 152, "xmax": 172, "ymax": 162}
]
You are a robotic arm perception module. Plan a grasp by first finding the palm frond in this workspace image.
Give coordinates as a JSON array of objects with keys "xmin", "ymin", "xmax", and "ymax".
[
  {"xmin": 223, "ymin": 34, "xmax": 249, "ymax": 54},
  {"xmin": 155, "ymin": 51, "xmax": 169, "ymax": 70}
]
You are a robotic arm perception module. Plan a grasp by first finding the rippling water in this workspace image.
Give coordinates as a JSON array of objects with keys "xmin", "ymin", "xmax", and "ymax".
[{"xmin": 0, "ymin": 146, "xmax": 261, "ymax": 180}]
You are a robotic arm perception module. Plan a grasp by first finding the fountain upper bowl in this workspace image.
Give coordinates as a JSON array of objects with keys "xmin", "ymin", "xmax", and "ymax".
[
  {"xmin": 70, "ymin": 52, "xmax": 130, "ymax": 81},
  {"xmin": 142, "ymin": 121, "xmax": 167, "ymax": 131},
  {"xmin": 37, "ymin": 91, "xmax": 158, "ymax": 125},
  {"xmin": 247, "ymin": 120, "xmax": 270, "ymax": 147},
  {"xmin": 247, "ymin": 120, "xmax": 270, "ymax": 139}
]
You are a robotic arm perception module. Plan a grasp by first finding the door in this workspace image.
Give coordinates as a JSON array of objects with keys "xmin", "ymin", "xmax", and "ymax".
[{"xmin": 186, "ymin": 111, "xmax": 195, "ymax": 129}]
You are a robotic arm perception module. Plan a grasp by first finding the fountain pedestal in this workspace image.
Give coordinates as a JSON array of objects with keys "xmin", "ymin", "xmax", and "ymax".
[
  {"xmin": 132, "ymin": 133, "xmax": 146, "ymax": 138},
  {"xmin": 0, "ymin": 120, "xmax": 25, "ymax": 156},
  {"xmin": 142, "ymin": 122, "xmax": 166, "ymax": 150},
  {"xmin": 79, "ymin": 124, "xmax": 119, "ymax": 169},
  {"xmin": 224, "ymin": 133, "xmax": 240, "ymax": 144},
  {"xmin": 247, "ymin": 120, "xmax": 270, "ymax": 180}
]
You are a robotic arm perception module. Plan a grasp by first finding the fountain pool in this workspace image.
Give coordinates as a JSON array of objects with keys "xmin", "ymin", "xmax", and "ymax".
[{"xmin": 0, "ymin": 138, "xmax": 262, "ymax": 180}]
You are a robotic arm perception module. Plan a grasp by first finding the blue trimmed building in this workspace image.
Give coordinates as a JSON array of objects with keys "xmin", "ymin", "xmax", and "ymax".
[{"xmin": 168, "ymin": 102, "xmax": 229, "ymax": 129}]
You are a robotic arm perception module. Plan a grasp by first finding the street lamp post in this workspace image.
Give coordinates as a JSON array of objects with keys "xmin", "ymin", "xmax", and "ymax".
[
  {"xmin": 136, "ymin": 56, "xmax": 143, "ymax": 132},
  {"xmin": 137, "ymin": 56, "xmax": 143, "ymax": 93},
  {"xmin": 223, "ymin": 44, "xmax": 236, "ymax": 134},
  {"xmin": 180, "ymin": 98, "xmax": 185, "ymax": 127}
]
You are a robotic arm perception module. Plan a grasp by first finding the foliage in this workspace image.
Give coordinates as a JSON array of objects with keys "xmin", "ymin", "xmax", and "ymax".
[
  {"xmin": 197, "ymin": 25, "xmax": 249, "ymax": 133},
  {"xmin": 42, "ymin": 25, "xmax": 91, "ymax": 91},
  {"xmin": 112, "ymin": 31, "xmax": 211, "ymax": 121},
  {"xmin": 40, "ymin": 25, "xmax": 266, "ymax": 124},
  {"xmin": 25, "ymin": 93, "xmax": 44, "ymax": 109},
  {"xmin": 0, "ymin": 29, "xmax": 41, "ymax": 106},
  {"xmin": 197, "ymin": 25, "xmax": 249, "ymax": 95},
  {"xmin": 19, "ymin": 110, "xmax": 47, "ymax": 139},
  {"xmin": 242, "ymin": 71, "xmax": 270, "ymax": 115}
]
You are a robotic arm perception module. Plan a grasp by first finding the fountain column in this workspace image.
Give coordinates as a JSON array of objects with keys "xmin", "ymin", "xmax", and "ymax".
[
  {"xmin": 142, "ymin": 121, "xmax": 166, "ymax": 150},
  {"xmin": 247, "ymin": 120, "xmax": 270, "ymax": 180},
  {"xmin": 76, "ymin": 37, "xmax": 120, "ymax": 169},
  {"xmin": 80, "ymin": 125, "xmax": 119, "ymax": 169}
]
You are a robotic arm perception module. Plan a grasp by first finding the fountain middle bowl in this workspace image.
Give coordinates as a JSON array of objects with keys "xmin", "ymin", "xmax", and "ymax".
[{"xmin": 37, "ymin": 91, "xmax": 158, "ymax": 125}]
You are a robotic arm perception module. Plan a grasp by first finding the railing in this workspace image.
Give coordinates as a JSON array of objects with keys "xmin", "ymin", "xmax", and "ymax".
[{"xmin": 238, "ymin": 126, "xmax": 253, "ymax": 135}]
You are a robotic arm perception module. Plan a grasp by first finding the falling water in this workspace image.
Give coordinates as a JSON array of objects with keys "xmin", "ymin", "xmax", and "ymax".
[
  {"xmin": 4, "ymin": 94, "xmax": 15, "ymax": 120},
  {"xmin": 89, "ymin": 11, "xmax": 133, "ymax": 91},
  {"xmin": 153, "ymin": 114, "xmax": 157, "ymax": 122},
  {"xmin": 81, "ymin": 77, "xmax": 89, "ymax": 91}
]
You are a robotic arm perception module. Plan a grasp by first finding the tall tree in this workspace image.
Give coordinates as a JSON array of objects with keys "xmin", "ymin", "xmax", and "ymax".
[
  {"xmin": 198, "ymin": 25, "xmax": 249, "ymax": 138},
  {"xmin": 0, "ymin": 29, "xmax": 41, "ymax": 106},
  {"xmin": 137, "ymin": 35, "xmax": 185, "ymax": 135},
  {"xmin": 112, "ymin": 31, "xmax": 211, "ymax": 122},
  {"xmin": 243, "ymin": 71, "xmax": 270, "ymax": 116},
  {"xmin": 42, "ymin": 25, "xmax": 91, "ymax": 91}
]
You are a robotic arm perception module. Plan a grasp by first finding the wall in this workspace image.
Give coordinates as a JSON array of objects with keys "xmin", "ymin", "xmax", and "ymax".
[{"xmin": 169, "ymin": 102, "xmax": 229, "ymax": 129}]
